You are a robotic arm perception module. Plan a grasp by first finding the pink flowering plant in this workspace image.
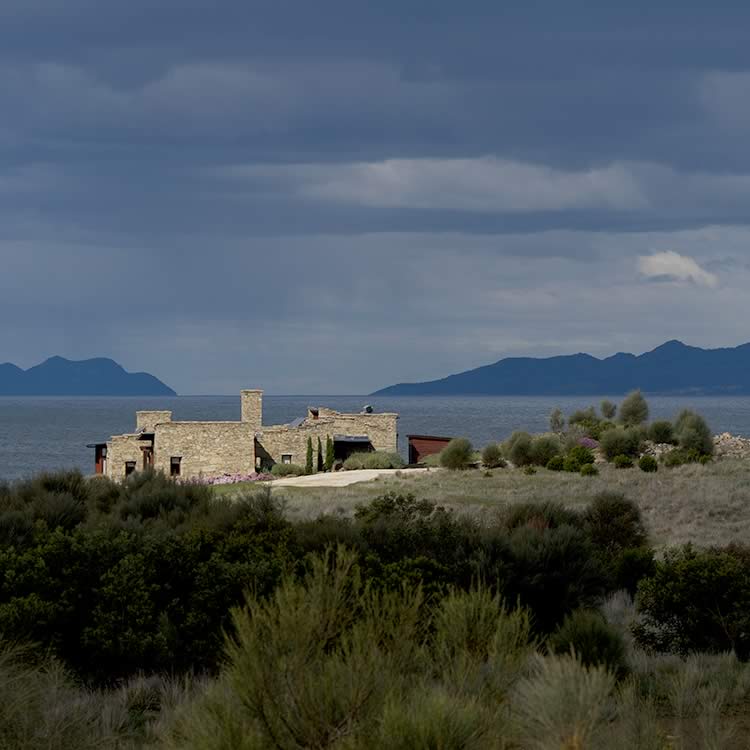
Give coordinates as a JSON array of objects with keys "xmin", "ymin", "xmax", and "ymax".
[{"xmin": 182, "ymin": 471, "xmax": 274, "ymax": 486}]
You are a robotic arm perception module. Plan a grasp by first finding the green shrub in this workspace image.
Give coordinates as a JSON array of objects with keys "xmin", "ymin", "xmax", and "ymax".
[
  {"xmin": 634, "ymin": 545, "xmax": 750, "ymax": 658},
  {"xmin": 512, "ymin": 654, "xmax": 616, "ymax": 749},
  {"xmin": 423, "ymin": 452, "xmax": 443, "ymax": 467},
  {"xmin": 481, "ymin": 443, "xmax": 504, "ymax": 469},
  {"xmin": 343, "ymin": 451, "xmax": 405, "ymax": 470},
  {"xmin": 583, "ymin": 493, "xmax": 648, "ymax": 552},
  {"xmin": 439, "ymin": 438, "xmax": 474, "ymax": 470},
  {"xmin": 699, "ymin": 454, "xmax": 713, "ymax": 465},
  {"xmin": 600, "ymin": 427, "xmax": 643, "ymax": 460},
  {"xmin": 580, "ymin": 464, "xmax": 598, "ymax": 478},
  {"xmin": 648, "ymin": 420, "xmax": 675, "ymax": 445},
  {"xmin": 639, "ymin": 455, "xmax": 658, "ymax": 472},
  {"xmin": 569, "ymin": 407, "xmax": 597, "ymax": 427},
  {"xmin": 546, "ymin": 456, "xmax": 565, "ymax": 472},
  {"xmin": 619, "ymin": 390, "xmax": 649, "ymax": 427},
  {"xmin": 563, "ymin": 456, "xmax": 581, "ymax": 473},
  {"xmin": 662, "ymin": 448, "xmax": 701, "ymax": 468},
  {"xmin": 547, "ymin": 609, "xmax": 627, "ymax": 677},
  {"xmin": 504, "ymin": 525, "xmax": 609, "ymax": 633},
  {"xmin": 613, "ymin": 455, "xmax": 633, "ymax": 469},
  {"xmin": 611, "ymin": 546, "xmax": 656, "ymax": 596},
  {"xmin": 317, "ymin": 437, "xmax": 323, "ymax": 472},
  {"xmin": 549, "ymin": 408, "xmax": 566, "ymax": 434},
  {"xmin": 600, "ymin": 400, "xmax": 617, "ymax": 420},
  {"xmin": 567, "ymin": 407, "xmax": 603, "ymax": 440},
  {"xmin": 568, "ymin": 445, "xmax": 595, "ymax": 466},
  {"xmin": 523, "ymin": 465, "xmax": 537, "ymax": 476},
  {"xmin": 271, "ymin": 462, "xmax": 306, "ymax": 477},
  {"xmin": 674, "ymin": 410, "xmax": 714, "ymax": 456},
  {"xmin": 530, "ymin": 435, "xmax": 562, "ymax": 467},
  {"xmin": 504, "ymin": 432, "xmax": 534, "ymax": 467}
]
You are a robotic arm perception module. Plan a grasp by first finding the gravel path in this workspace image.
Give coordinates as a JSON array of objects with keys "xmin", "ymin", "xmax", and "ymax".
[{"xmin": 271, "ymin": 467, "xmax": 433, "ymax": 488}]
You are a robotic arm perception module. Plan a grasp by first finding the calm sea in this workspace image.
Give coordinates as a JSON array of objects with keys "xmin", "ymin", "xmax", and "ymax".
[{"xmin": 2, "ymin": 394, "xmax": 750, "ymax": 481}]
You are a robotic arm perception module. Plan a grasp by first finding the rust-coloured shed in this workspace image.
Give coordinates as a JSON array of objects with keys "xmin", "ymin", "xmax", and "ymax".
[{"xmin": 407, "ymin": 434, "xmax": 453, "ymax": 464}]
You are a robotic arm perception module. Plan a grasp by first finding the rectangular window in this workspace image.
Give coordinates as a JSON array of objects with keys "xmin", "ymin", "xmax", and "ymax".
[
  {"xmin": 170, "ymin": 456, "xmax": 182, "ymax": 477},
  {"xmin": 281, "ymin": 454, "xmax": 293, "ymax": 464},
  {"xmin": 125, "ymin": 461, "xmax": 136, "ymax": 476}
]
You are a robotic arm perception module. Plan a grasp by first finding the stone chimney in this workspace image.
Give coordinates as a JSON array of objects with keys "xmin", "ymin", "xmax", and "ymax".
[
  {"xmin": 136, "ymin": 411, "xmax": 172, "ymax": 432},
  {"xmin": 240, "ymin": 389, "xmax": 263, "ymax": 430}
]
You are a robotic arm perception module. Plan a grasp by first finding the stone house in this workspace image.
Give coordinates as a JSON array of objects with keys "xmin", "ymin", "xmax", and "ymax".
[{"xmin": 90, "ymin": 390, "xmax": 399, "ymax": 480}]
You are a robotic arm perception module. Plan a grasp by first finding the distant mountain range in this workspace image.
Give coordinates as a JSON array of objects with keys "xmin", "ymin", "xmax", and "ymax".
[
  {"xmin": 0, "ymin": 356, "xmax": 176, "ymax": 396},
  {"xmin": 372, "ymin": 341, "xmax": 750, "ymax": 396}
]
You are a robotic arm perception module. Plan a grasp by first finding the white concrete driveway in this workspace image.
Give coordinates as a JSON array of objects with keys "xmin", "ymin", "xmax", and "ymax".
[{"xmin": 271, "ymin": 467, "xmax": 433, "ymax": 488}]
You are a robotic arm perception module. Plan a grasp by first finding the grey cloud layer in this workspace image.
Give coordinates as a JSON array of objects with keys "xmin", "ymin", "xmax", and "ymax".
[{"xmin": 1, "ymin": 2, "xmax": 750, "ymax": 392}]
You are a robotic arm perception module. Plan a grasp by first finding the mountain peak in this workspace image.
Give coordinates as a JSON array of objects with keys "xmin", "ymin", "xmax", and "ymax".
[
  {"xmin": 372, "ymin": 341, "xmax": 750, "ymax": 396},
  {"xmin": 0, "ymin": 356, "xmax": 176, "ymax": 395}
]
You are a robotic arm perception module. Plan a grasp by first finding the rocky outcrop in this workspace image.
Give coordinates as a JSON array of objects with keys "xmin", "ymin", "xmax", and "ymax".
[{"xmin": 713, "ymin": 433, "xmax": 750, "ymax": 459}]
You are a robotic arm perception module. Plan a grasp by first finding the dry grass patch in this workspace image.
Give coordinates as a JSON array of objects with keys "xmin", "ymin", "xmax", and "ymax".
[{"xmin": 218, "ymin": 460, "xmax": 750, "ymax": 548}]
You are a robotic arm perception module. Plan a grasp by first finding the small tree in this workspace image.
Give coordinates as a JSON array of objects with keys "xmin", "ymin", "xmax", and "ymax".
[
  {"xmin": 306, "ymin": 437, "xmax": 314, "ymax": 475},
  {"xmin": 550, "ymin": 408, "xmax": 566, "ymax": 434},
  {"xmin": 325, "ymin": 436, "xmax": 335, "ymax": 471},
  {"xmin": 619, "ymin": 390, "xmax": 649, "ymax": 427},
  {"xmin": 317, "ymin": 437, "xmax": 323, "ymax": 472},
  {"xmin": 482, "ymin": 443, "xmax": 504, "ymax": 468},
  {"xmin": 600, "ymin": 400, "xmax": 617, "ymax": 421},
  {"xmin": 439, "ymin": 438, "xmax": 474, "ymax": 470},
  {"xmin": 674, "ymin": 410, "xmax": 714, "ymax": 456}
]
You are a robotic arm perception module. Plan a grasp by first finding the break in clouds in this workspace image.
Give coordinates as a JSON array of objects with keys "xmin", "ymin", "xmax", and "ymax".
[{"xmin": 0, "ymin": 2, "xmax": 748, "ymax": 393}]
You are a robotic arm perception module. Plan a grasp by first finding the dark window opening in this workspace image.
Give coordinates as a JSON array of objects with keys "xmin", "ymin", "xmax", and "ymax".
[
  {"xmin": 281, "ymin": 454, "xmax": 293, "ymax": 464},
  {"xmin": 170, "ymin": 457, "xmax": 182, "ymax": 477},
  {"xmin": 125, "ymin": 461, "xmax": 136, "ymax": 476}
]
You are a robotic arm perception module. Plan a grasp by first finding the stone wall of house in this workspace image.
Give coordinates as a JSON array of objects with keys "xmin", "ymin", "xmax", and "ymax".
[
  {"xmin": 106, "ymin": 434, "xmax": 147, "ymax": 479},
  {"xmin": 153, "ymin": 421, "xmax": 255, "ymax": 480},
  {"xmin": 257, "ymin": 412, "xmax": 398, "ymax": 466},
  {"xmin": 240, "ymin": 390, "xmax": 263, "ymax": 431},
  {"xmin": 136, "ymin": 411, "xmax": 172, "ymax": 432}
]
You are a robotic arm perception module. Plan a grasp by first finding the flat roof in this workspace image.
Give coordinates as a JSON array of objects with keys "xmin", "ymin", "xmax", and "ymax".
[{"xmin": 407, "ymin": 434, "xmax": 453, "ymax": 441}]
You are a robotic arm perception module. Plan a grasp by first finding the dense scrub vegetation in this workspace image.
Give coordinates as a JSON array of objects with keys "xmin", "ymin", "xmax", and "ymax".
[{"xmin": 4, "ymin": 469, "xmax": 750, "ymax": 746}]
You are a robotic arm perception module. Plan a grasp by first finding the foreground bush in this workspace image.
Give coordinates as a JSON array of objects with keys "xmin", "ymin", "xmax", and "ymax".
[
  {"xmin": 439, "ymin": 438, "xmax": 474, "ymax": 470},
  {"xmin": 635, "ymin": 544, "xmax": 750, "ymax": 659},
  {"xmin": 613, "ymin": 455, "xmax": 634, "ymax": 469},
  {"xmin": 0, "ymin": 472, "xmax": 655, "ymax": 686},
  {"xmin": 639, "ymin": 455, "xmax": 658, "ymax": 473},
  {"xmin": 343, "ymin": 451, "xmax": 405, "ymax": 470},
  {"xmin": 547, "ymin": 609, "xmax": 627, "ymax": 677}
]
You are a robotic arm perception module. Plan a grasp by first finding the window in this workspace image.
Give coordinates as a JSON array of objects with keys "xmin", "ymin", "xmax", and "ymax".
[
  {"xmin": 281, "ymin": 454, "xmax": 293, "ymax": 464},
  {"xmin": 170, "ymin": 456, "xmax": 182, "ymax": 477},
  {"xmin": 125, "ymin": 461, "xmax": 136, "ymax": 476}
]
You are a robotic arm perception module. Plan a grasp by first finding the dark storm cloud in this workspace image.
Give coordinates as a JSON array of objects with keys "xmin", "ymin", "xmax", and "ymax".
[{"xmin": 2, "ymin": 1, "xmax": 750, "ymax": 392}]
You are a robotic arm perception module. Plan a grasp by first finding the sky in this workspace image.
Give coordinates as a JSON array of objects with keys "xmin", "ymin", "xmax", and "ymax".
[{"xmin": 2, "ymin": 1, "xmax": 750, "ymax": 394}]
